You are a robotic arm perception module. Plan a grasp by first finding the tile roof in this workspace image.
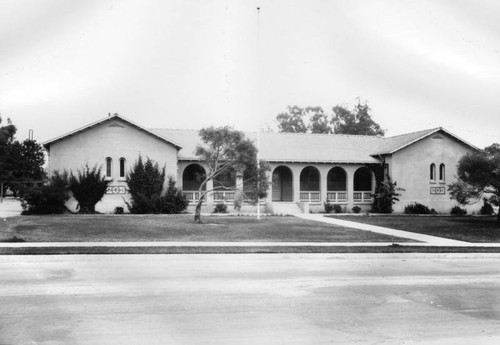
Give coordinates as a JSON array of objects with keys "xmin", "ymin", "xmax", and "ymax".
[
  {"xmin": 152, "ymin": 129, "xmax": 384, "ymax": 164},
  {"xmin": 369, "ymin": 128, "xmax": 441, "ymax": 155},
  {"xmin": 152, "ymin": 126, "xmax": 478, "ymax": 164}
]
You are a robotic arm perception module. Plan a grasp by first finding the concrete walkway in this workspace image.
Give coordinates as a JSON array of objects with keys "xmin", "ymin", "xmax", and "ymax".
[{"xmin": 296, "ymin": 214, "xmax": 473, "ymax": 246}]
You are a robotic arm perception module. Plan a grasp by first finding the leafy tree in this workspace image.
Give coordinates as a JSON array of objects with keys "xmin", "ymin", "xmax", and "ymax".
[
  {"xmin": 194, "ymin": 126, "xmax": 269, "ymax": 223},
  {"xmin": 8, "ymin": 139, "xmax": 46, "ymax": 193},
  {"xmin": 0, "ymin": 116, "xmax": 46, "ymax": 195},
  {"xmin": 70, "ymin": 165, "xmax": 109, "ymax": 213},
  {"xmin": 276, "ymin": 106, "xmax": 308, "ymax": 133},
  {"xmin": 20, "ymin": 170, "xmax": 70, "ymax": 214},
  {"xmin": 275, "ymin": 100, "xmax": 384, "ymax": 136},
  {"xmin": 332, "ymin": 100, "xmax": 385, "ymax": 136},
  {"xmin": 307, "ymin": 106, "xmax": 332, "ymax": 134},
  {"xmin": 448, "ymin": 143, "xmax": 500, "ymax": 223},
  {"xmin": 371, "ymin": 175, "xmax": 402, "ymax": 213}
]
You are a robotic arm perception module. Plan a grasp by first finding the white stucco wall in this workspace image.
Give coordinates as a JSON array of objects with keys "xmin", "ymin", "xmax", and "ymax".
[
  {"xmin": 389, "ymin": 133, "xmax": 481, "ymax": 213},
  {"xmin": 47, "ymin": 118, "xmax": 179, "ymax": 213}
]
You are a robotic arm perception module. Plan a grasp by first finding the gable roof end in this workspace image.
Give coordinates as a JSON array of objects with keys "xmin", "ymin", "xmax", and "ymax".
[
  {"xmin": 370, "ymin": 127, "xmax": 479, "ymax": 156},
  {"xmin": 43, "ymin": 114, "xmax": 183, "ymax": 150}
]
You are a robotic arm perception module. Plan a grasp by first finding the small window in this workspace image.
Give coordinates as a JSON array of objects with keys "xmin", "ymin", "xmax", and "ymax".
[
  {"xmin": 439, "ymin": 163, "xmax": 445, "ymax": 182},
  {"xmin": 119, "ymin": 158, "xmax": 126, "ymax": 178},
  {"xmin": 106, "ymin": 157, "xmax": 112, "ymax": 178},
  {"xmin": 430, "ymin": 163, "xmax": 436, "ymax": 182}
]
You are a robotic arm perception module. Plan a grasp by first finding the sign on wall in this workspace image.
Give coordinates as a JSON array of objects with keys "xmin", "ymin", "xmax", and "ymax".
[
  {"xmin": 430, "ymin": 186, "xmax": 446, "ymax": 195},
  {"xmin": 106, "ymin": 186, "xmax": 127, "ymax": 194}
]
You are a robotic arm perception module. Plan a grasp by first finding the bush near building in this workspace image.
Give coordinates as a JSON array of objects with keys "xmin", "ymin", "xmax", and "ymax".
[
  {"xmin": 404, "ymin": 202, "xmax": 437, "ymax": 215},
  {"xmin": 70, "ymin": 165, "xmax": 109, "ymax": 214},
  {"xmin": 126, "ymin": 156, "xmax": 187, "ymax": 214},
  {"xmin": 20, "ymin": 171, "xmax": 70, "ymax": 215}
]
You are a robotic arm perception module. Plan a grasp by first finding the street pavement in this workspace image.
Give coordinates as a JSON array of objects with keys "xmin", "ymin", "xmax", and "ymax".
[{"xmin": 1, "ymin": 254, "xmax": 500, "ymax": 344}]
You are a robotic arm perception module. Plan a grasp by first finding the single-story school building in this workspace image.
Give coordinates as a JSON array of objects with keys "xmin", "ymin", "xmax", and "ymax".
[{"xmin": 43, "ymin": 114, "xmax": 482, "ymax": 214}]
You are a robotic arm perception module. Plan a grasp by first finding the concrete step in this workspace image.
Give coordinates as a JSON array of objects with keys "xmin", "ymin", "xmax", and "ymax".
[{"xmin": 268, "ymin": 202, "xmax": 303, "ymax": 215}]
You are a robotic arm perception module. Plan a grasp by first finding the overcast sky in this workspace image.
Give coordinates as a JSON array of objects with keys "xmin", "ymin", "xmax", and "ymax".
[{"xmin": 1, "ymin": 0, "xmax": 499, "ymax": 148}]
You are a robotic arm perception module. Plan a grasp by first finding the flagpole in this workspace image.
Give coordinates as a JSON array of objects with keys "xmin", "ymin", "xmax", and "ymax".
[
  {"xmin": 256, "ymin": 6, "xmax": 261, "ymax": 220},
  {"xmin": 257, "ymin": 128, "xmax": 261, "ymax": 220}
]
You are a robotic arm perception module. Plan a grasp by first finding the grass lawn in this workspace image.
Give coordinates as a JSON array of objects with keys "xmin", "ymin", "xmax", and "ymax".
[
  {"xmin": 329, "ymin": 215, "xmax": 500, "ymax": 243},
  {"xmin": 0, "ymin": 214, "xmax": 415, "ymax": 243}
]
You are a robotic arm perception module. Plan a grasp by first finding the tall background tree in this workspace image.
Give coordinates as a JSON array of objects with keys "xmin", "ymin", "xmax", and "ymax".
[
  {"xmin": 448, "ymin": 143, "xmax": 500, "ymax": 223},
  {"xmin": 194, "ymin": 126, "xmax": 269, "ymax": 223},
  {"xmin": 0, "ymin": 115, "xmax": 46, "ymax": 196},
  {"xmin": 275, "ymin": 100, "xmax": 385, "ymax": 136}
]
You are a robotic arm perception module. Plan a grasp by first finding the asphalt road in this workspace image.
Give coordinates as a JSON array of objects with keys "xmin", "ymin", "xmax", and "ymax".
[{"xmin": 1, "ymin": 254, "xmax": 500, "ymax": 345}]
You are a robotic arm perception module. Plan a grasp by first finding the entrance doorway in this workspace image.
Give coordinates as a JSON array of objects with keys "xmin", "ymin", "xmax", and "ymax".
[{"xmin": 272, "ymin": 166, "xmax": 293, "ymax": 202}]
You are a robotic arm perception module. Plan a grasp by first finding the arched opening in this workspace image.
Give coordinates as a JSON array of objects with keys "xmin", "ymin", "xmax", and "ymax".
[
  {"xmin": 353, "ymin": 167, "xmax": 373, "ymax": 203},
  {"xmin": 300, "ymin": 166, "xmax": 320, "ymax": 202},
  {"xmin": 105, "ymin": 157, "xmax": 112, "ymax": 178},
  {"xmin": 213, "ymin": 168, "xmax": 237, "ymax": 202},
  {"xmin": 327, "ymin": 167, "xmax": 347, "ymax": 202},
  {"xmin": 272, "ymin": 166, "xmax": 293, "ymax": 202},
  {"xmin": 182, "ymin": 164, "xmax": 206, "ymax": 203}
]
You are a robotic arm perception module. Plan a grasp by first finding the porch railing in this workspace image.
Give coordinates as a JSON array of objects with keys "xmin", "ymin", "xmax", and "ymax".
[
  {"xmin": 183, "ymin": 191, "xmax": 205, "ymax": 204},
  {"xmin": 300, "ymin": 191, "xmax": 321, "ymax": 203},
  {"xmin": 353, "ymin": 191, "xmax": 373, "ymax": 203},
  {"xmin": 213, "ymin": 191, "xmax": 236, "ymax": 202},
  {"xmin": 326, "ymin": 191, "xmax": 348, "ymax": 203}
]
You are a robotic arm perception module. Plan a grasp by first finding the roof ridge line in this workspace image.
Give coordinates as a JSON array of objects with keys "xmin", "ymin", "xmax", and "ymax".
[{"xmin": 384, "ymin": 127, "xmax": 441, "ymax": 139}]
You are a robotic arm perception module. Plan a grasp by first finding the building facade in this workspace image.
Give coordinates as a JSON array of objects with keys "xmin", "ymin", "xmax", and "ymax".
[{"xmin": 43, "ymin": 114, "xmax": 482, "ymax": 214}]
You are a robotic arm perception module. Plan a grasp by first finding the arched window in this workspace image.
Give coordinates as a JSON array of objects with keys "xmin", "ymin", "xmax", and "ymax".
[
  {"xmin": 430, "ymin": 163, "xmax": 436, "ymax": 182},
  {"xmin": 106, "ymin": 157, "xmax": 112, "ymax": 178},
  {"xmin": 119, "ymin": 158, "xmax": 126, "ymax": 178},
  {"xmin": 439, "ymin": 163, "xmax": 445, "ymax": 182}
]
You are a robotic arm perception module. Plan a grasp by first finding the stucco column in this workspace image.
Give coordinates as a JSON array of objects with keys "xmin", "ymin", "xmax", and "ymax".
[
  {"xmin": 346, "ymin": 166, "xmax": 355, "ymax": 211},
  {"xmin": 319, "ymin": 166, "xmax": 328, "ymax": 204},
  {"xmin": 236, "ymin": 170, "xmax": 243, "ymax": 192},
  {"xmin": 206, "ymin": 179, "xmax": 214, "ymax": 208},
  {"xmin": 292, "ymin": 166, "xmax": 301, "ymax": 203}
]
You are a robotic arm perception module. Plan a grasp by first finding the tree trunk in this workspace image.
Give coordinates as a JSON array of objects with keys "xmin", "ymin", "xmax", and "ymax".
[{"xmin": 194, "ymin": 199, "xmax": 203, "ymax": 223}]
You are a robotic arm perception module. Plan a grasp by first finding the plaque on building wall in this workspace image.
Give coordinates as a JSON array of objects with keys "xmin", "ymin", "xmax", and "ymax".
[
  {"xmin": 106, "ymin": 186, "xmax": 127, "ymax": 194},
  {"xmin": 430, "ymin": 186, "xmax": 446, "ymax": 195}
]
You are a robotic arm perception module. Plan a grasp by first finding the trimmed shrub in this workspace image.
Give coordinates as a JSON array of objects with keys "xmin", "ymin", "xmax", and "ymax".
[
  {"xmin": 114, "ymin": 206, "xmax": 124, "ymax": 214},
  {"xmin": 371, "ymin": 176, "xmax": 402, "ymax": 214},
  {"xmin": 20, "ymin": 171, "xmax": 70, "ymax": 214},
  {"xmin": 213, "ymin": 203, "xmax": 228, "ymax": 213},
  {"xmin": 70, "ymin": 165, "xmax": 109, "ymax": 213},
  {"xmin": 404, "ymin": 202, "xmax": 436, "ymax": 215},
  {"xmin": 352, "ymin": 206, "xmax": 361, "ymax": 214},
  {"xmin": 324, "ymin": 203, "xmax": 342, "ymax": 213},
  {"xmin": 126, "ymin": 156, "xmax": 166, "ymax": 214},
  {"xmin": 451, "ymin": 205, "xmax": 467, "ymax": 216},
  {"xmin": 161, "ymin": 177, "xmax": 188, "ymax": 214},
  {"xmin": 480, "ymin": 200, "xmax": 494, "ymax": 215}
]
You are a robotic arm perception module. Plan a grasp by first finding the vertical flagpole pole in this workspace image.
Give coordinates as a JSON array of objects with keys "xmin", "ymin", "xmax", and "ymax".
[
  {"xmin": 257, "ymin": 129, "xmax": 260, "ymax": 220},
  {"xmin": 256, "ymin": 6, "xmax": 261, "ymax": 220}
]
